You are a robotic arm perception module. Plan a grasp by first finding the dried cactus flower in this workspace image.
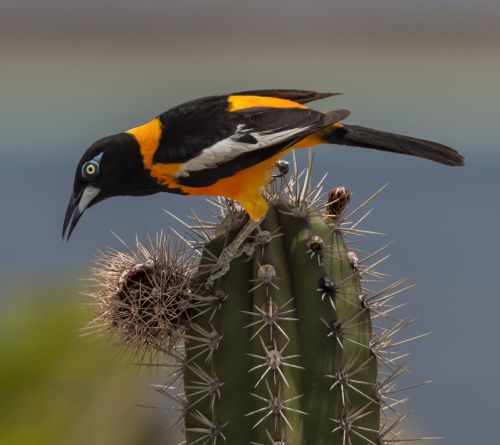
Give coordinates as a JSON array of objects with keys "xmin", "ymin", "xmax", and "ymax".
[{"xmin": 84, "ymin": 232, "xmax": 199, "ymax": 359}]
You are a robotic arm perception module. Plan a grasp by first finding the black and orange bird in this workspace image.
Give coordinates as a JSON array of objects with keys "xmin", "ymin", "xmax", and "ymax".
[{"xmin": 63, "ymin": 89, "xmax": 464, "ymax": 257}]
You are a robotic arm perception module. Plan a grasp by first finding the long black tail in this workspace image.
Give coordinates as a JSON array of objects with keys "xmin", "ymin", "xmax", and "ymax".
[{"xmin": 325, "ymin": 124, "xmax": 465, "ymax": 166}]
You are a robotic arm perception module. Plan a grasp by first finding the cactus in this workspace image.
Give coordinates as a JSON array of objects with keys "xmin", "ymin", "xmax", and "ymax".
[{"xmin": 86, "ymin": 155, "xmax": 428, "ymax": 445}]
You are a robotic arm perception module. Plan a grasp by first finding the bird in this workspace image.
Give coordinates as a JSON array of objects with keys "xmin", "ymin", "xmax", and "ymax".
[{"xmin": 63, "ymin": 89, "xmax": 464, "ymax": 280}]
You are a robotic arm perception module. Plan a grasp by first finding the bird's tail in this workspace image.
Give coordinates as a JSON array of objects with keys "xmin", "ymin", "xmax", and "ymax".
[{"xmin": 323, "ymin": 124, "xmax": 465, "ymax": 166}]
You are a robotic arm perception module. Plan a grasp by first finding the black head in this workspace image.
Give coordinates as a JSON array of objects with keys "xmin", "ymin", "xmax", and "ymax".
[{"xmin": 63, "ymin": 132, "xmax": 162, "ymax": 240}]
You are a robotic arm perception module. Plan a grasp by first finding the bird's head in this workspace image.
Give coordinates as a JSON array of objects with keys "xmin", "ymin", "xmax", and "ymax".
[{"xmin": 63, "ymin": 132, "xmax": 162, "ymax": 240}]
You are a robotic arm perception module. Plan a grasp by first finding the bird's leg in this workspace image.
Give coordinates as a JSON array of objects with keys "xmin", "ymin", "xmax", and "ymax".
[{"xmin": 205, "ymin": 217, "xmax": 263, "ymax": 288}]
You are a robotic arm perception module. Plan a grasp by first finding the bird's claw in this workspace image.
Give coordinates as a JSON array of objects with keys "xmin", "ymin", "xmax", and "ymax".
[{"xmin": 204, "ymin": 218, "xmax": 263, "ymax": 288}]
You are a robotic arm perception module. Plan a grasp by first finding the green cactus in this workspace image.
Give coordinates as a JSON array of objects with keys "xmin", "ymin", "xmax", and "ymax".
[
  {"xmin": 182, "ymin": 186, "xmax": 380, "ymax": 444},
  {"xmin": 86, "ymin": 157, "xmax": 425, "ymax": 445}
]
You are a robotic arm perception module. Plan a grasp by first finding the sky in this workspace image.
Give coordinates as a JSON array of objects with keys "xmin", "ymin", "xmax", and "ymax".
[{"xmin": 0, "ymin": 1, "xmax": 499, "ymax": 444}]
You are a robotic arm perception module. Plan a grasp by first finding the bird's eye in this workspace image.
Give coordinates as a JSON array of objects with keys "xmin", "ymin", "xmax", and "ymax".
[{"xmin": 82, "ymin": 161, "xmax": 99, "ymax": 179}]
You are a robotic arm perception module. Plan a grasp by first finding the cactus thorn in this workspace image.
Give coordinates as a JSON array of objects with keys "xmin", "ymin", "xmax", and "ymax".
[
  {"xmin": 247, "ymin": 383, "xmax": 307, "ymax": 431},
  {"xmin": 242, "ymin": 298, "xmax": 298, "ymax": 341},
  {"xmin": 306, "ymin": 234, "xmax": 326, "ymax": 265},
  {"xmin": 318, "ymin": 273, "xmax": 337, "ymax": 305},
  {"xmin": 184, "ymin": 324, "xmax": 223, "ymax": 363},
  {"xmin": 184, "ymin": 363, "xmax": 224, "ymax": 411},
  {"xmin": 185, "ymin": 410, "xmax": 228, "ymax": 445},
  {"xmin": 251, "ymin": 429, "xmax": 289, "ymax": 445},
  {"xmin": 323, "ymin": 318, "xmax": 344, "ymax": 349},
  {"xmin": 331, "ymin": 405, "xmax": 378, "ymax": 445},
  {"xmin": 207, "ymin": 288, "xmax": 228, "ymax": 321},
  {"xmin": 247, "ymin": 337, "xmax": 303, "ymax": 388},
  {"xmin": 249, "ymin": 264, "xmax": 279, "ymax": 293}
]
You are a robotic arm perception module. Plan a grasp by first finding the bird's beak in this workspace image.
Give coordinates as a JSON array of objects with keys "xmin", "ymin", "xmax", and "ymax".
[{"xmin": 62, "ymin": 186, "xmax": 101, "ymax": 240}]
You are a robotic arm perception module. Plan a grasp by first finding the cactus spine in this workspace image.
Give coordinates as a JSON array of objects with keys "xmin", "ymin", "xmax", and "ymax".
[{"xmin": 87, "ymin": 157, "xmax": 425, "ymax": 444}]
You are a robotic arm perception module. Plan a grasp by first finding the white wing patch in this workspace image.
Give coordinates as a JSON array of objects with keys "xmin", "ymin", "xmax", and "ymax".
[{"xmin": 176, "ymin": 124, "xmax": 311, "ymax": 177}]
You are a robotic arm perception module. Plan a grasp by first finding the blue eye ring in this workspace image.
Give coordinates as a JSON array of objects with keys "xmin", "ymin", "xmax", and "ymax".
[{"xmin": 82, "ymin": 160, "xmax": 99, "ymax": 179}]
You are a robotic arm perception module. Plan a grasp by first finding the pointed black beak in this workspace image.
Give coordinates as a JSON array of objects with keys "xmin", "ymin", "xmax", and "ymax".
[
  {"xmin": 62, "ymin": 186, "xmax": 100, "ymax": 241},
  {"xmin": 63, "ymin": 189, "xmax": 83, "ymax": 241}
]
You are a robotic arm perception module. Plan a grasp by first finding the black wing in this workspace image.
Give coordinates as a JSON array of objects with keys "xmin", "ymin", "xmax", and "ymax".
[{"xmin": 152, "ymin": 95, "xmax": 349, "ymax": 187}]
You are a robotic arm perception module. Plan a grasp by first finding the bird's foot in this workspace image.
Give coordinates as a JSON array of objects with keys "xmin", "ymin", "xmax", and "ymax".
[{"xmin": 205, "ymin": 218, "xmax": 263, "ymax": 288}]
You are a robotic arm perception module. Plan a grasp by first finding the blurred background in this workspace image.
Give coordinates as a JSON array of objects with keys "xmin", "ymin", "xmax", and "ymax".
[{"xmin": 0, "ymin": 1, "xmax": 499, "ymax": 444}]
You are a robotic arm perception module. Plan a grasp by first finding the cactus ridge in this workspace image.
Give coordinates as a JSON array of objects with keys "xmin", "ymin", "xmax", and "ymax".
[{"xmin": 86, "ymin": 154, "xmax": 431, "ymax": 445}]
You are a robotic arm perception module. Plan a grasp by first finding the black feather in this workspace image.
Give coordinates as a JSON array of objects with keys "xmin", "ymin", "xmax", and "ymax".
[{"xmin": 326, "ymin": 124, "xmax": 465, "ymax": 166}]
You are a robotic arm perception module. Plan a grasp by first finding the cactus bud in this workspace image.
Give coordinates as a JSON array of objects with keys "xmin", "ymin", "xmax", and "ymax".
[
  {"xmin": 274, "ymin": 160, "xmax": 290, "ymax": 176},
  {"xmin": 325, "ymin": 186, "xmax": 351, "ymax": 222}
]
